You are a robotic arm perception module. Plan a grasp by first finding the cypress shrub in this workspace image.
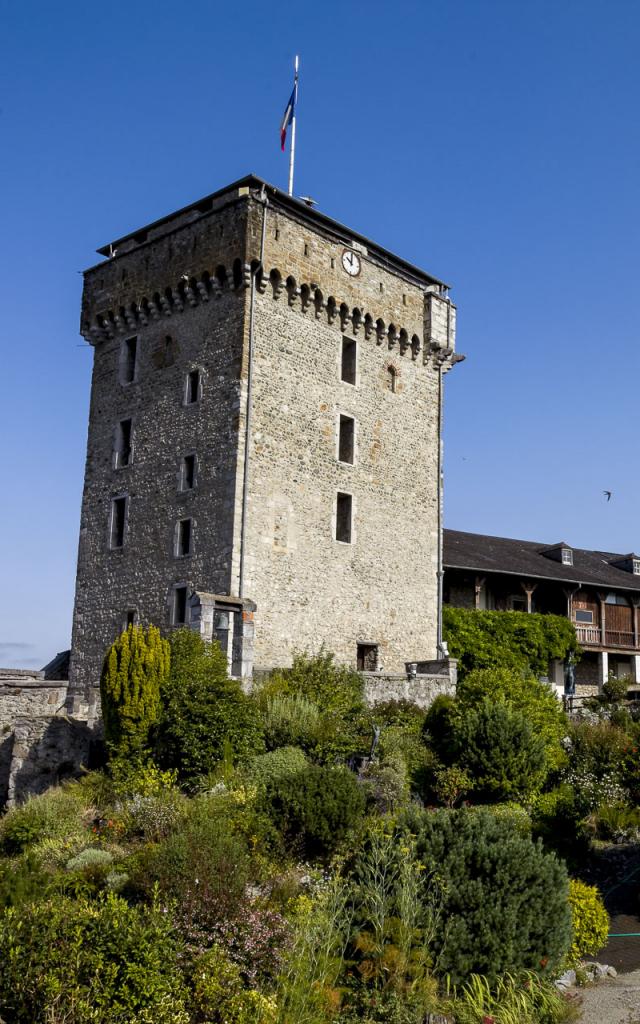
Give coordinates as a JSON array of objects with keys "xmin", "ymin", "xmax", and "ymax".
[
  {"xmin": 455, "ymin": 699, "xmax": 547, "ymax": 802},
  {"xmin": 100, "ymin": 624, "xmax": 169, "ymax": 763},
  {"xmin": 403, "ymin": 806, "xmax": 572, "ymax": 984},
  {"xmin": 261, "ymin": 765, "xmax": 365, "ymax": 858}
]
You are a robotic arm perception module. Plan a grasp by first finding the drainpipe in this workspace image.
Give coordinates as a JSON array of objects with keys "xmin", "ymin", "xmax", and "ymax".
[
  {"xmin": 239, "ymin": 187, "xmax": 268, "ymax": 599},
  {"xmin": 436, "ymin": 298, "xmax": 451, "ymax": 658}
]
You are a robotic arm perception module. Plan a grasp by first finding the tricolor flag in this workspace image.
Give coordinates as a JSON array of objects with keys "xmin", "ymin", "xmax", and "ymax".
[{"xmin": 280, "ymin": 83, "xmax": 297, "ymax": 151}]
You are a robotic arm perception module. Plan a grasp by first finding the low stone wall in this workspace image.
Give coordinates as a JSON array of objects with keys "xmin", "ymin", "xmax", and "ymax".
[
  {"xmin": 0, "ymin": 671, "xmax": 100, "ymax": 807},
  {"xmin": 363, "ymin": 659, "xmax": 457, "ymax": 709}
]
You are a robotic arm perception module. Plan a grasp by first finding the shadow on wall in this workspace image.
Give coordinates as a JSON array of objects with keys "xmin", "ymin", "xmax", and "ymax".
[{"xmin": 3, "ymin": 717, "xmax": 103, "ymax": 809}]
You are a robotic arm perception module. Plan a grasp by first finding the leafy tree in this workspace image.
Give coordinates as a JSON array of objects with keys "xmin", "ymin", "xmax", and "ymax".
[
  {"xmin": 100, "ymin": 624, "xmax": 169, "ymax": 764},
  {"xmin": 401, "ymin": 806, "xmax": 572, "ymax": 984},
  {"xmin": 157, "ymin": 629, "xmax": 264, "ymax": 782},
  {"xmin": 443, "ymin": 606, "xmax": 580, "ymax": 678}
]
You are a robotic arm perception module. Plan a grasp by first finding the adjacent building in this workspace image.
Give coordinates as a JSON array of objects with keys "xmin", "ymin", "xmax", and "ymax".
[
  {"xmin": 68, "ymin": 175, "xmax": 461, "ymax": 697},
  {"xmin": 444, "ymin": 529, "xmax": 640, "ymax": 692}
]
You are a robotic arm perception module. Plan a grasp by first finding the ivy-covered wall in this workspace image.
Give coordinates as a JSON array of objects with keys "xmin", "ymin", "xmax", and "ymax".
[{"xmin": 443, "ymin": 606, "xmax": 580, "ymax": 678}]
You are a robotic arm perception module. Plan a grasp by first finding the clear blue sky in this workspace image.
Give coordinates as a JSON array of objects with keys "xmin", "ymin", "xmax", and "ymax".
[{"xmin": 1, "ymin": 0, "xmax": 639, "ymax": 668}]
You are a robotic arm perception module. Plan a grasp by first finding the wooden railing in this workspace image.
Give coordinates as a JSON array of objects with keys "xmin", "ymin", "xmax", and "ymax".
[
  {"xmin": 574, "ymin": 625, "xmax": 601, "ymax": 645},
  {"xmin": 574, "ymin": 625, "xmax": 637, "ymax": 648}
]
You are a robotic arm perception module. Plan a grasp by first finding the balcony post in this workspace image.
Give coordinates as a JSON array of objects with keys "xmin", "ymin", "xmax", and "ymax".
[
  {"xmin": 633, "ymin": 600, "xmax": 639, "ymax": 648},
  {"xmin": 520, "ymin": 580, "xmax": 537, "ymax": 613},
  {"xmin": 474, "ymin": 576, "xmax": 486, "ymax": 610},
  {"xmin": 599, "ymin": 651, "xmax": 609, "ymax": 689},
  {"xmin": 598, "ymin": 593, "xmax": 607, "ymax": 646}
]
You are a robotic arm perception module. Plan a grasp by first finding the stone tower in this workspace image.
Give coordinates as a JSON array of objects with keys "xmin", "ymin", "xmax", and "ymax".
[{"xmin": 69, "ymin": 175, "xmax": 460, "ymax": 697}]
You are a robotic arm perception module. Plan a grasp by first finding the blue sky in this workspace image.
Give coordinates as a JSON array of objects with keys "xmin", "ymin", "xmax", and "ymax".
[{"xmin": 1, "ymin": 0, "xmax": 639, "ymax": 668}]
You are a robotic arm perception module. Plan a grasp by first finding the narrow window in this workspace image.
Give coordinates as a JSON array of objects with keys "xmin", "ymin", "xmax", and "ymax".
[
  {"xmin": 125, "ymin": 609, "xmax": 137, "ymax": 628},
  {"xmin": 341, "ymin": 338, "xmax": 356, "ymax": 385},
  {"xmin": 114, "ymin": 418, "xmax": 132, "ymax": 467},
  {"xmin": 120, "ymin": 337, "xmax": 138, "ymax": 384},
  {"xmin": 185, "ymin": 369, "xmax": 201, "ymax": 404},
  {"xmin": 180, "ymin": 453, "xmax": 196, "ymax": 491},
  {"xmin": 336, "ymin": 492, "xmax": 352, "ymax": 543},
  {"xmin": 338, "ymin": 415, "xmax": 355, "ymax": 464},
  {"xmin": 173, "ymin": 585, "xmax": 188, "ymax": 625},
  {"xmin": 109, "ymin": 496, "xmax": 127, "ymax": 549},
  {"xmin": 633, "ymin": 559, "xmax": 640, "ymax": 575},
  {"xmin": 386, "ymin": 366, "xmax": 397, "ymax": 393},
  {"xmin": 357, "ymin": 643, "xmax": 378, "ymax": 671},
  {"xmin": 176, "ymin": 518, "xmax": 193, "ymax": 557},
  {"xmin": 304, "ymin": 243, "xmax": 309, "ymax": 256},
  {"xmin": 561, "ymin": 548, "xmax": 573, "ymax": 565}
]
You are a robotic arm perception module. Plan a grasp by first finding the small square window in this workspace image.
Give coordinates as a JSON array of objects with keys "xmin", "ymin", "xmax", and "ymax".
[
  {"xmin": 575, "ymin": 609, "xmax": 594, "ymax": 624},
  {"xmin": 180, "ymin": 453, "xmax": 196, "ymax": 491},
  {"xmin": 172, "ymin": 585, "xmax": 188, "ymax": 625},
  {"xmin": 338, "ymin": 415, "xmax": 355, "ymax": 464},
  {"xmin": 109, "ymin": 496, "xmax": 128, "ymax": 549},
  {"xmin": 336, "ymin": 492, "xmax": 352, "ymax": 543},
  {"xmin": 357, "ymin": 643, "xmax": 378, "ymax": 671},
  {"xmin": 120, "ymin": 337, "xmax": 138, "ymax": 384},
  {"xmin": 561, "ymin": 548, "xmax": 573, "ymax": 565},
  {"xmin": 185, "ymin": 369, "xmax": 201, "ymax": 405},
  {"xmin": 175, "ymin": 518, "xmax": 193, "ymax": 557},
  {"xmin": 633, "ymin": 560, "xmax": 640, "ymax": 575},
  {"xmin": 341, "ymin": 338, "xmax": 356, "ymax": 385},
  {"xmin": 114, "ymin": 418, "xmax": 132, "ymax": 468}
]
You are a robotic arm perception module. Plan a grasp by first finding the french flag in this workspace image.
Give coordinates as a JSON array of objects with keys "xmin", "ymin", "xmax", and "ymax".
[{"xmin": 280, "ymin": 83, "xmax": 297, "ymax": 151}]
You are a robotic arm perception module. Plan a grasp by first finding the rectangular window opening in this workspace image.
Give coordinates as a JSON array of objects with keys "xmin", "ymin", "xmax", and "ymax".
[
  {"xmin": 181, "ymin": 453, "xmax": 196, "ymax": 490},
  {"xmin": 357, "ymin": 643, "xmax": 379, "ymax": 671},
  {"xmin": 173, "ymin": 585, "xmax": 188, "ymax": 625},
  {"xmin": 336, "ymin": 492, "xmax": 352, "ymax": 543},
  {"xmin": 341, "ymin": 338, "xmax": 356, "ymax": 385},
  {"xmin": 115, "ymin": 418, "xmax": 132, "ymax": 467},
  {"xmin": 575, "ymin": 609, "xmax": 594, "ymax": 624},
  {"xmin": 110, "ymin": 496, "xmax": 127, "ymax": 549},
  {"xmin": 338, "ymin": 415, "xmax": 355, "ymax": 464},
  {"xmin": 121, "ymin": 337, "xmax": 138, "ymax": 384},
  {"xmin": 185, "ymin": 369, "xmax": 200, "ymax": 404},
  {"xmin": 176, "ymin": 518, "xmax": 193, "ymax": 557},
  {"xmin": 125, "ymin": 609, "xmax": 137, "ymax": 628}
]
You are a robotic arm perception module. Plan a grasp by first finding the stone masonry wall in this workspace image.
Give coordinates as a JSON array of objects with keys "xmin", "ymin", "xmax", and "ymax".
[
  {"xmin": 70, "ymin": 202, "xmax": 251, "ymax": 694},
  {"xmin": 239, "ymin": 198, "xmax": 448, "ymax": 672}
]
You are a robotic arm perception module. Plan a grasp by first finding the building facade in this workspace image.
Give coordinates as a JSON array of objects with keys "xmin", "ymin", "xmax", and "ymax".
[
  {"xmin": 444, "ymin": 529, "xmax": 640, "ymax": 693},
  {"xmin": 68, "ymin": 176, "xmax": 461, "ymax": 696}
]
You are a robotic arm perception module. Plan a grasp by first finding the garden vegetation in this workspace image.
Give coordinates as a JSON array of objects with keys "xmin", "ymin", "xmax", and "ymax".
[{"xmin": 0, "ymin": 619, "xmax": 631, "ymax": 1023}]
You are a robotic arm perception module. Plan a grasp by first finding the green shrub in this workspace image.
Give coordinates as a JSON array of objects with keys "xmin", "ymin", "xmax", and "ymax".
[
  {"xmin": 602, "ymin": 675, "xmax": 630, "ymax": 705},
  {"xmin": 402, "ymin": 806, "xmax": 572, "ymax": 983},
  {"xmin": 260, "ymin": 651, "xmax": 371, "ymax": 762},
  {"xmin": 421, "ymin": 695, "xmax": 460, "ymax": 764},
  {"xmin": 531, "ymin": 785, "xmax": 590, "ymax": 862},
  {"xmin": 245, "ymin": 746, "xmax": 309, "ymax": 787},
  {"xmin": 66, "ymin": 847, "xmax": 114, "ymax": 873},
  {"xmin": 594, "ymin": 802, "xmax": 640, "ymax": 843},
  {"xmin": 361, "ymin": 752, "xmax": 410, "ymax": 812},
  {"xmin": 101, "ymin": 624, "xmax": 169, "ymax": 764},
  {"xmin": 0, "ymin": 853, "xmax": 53, "ymax": 911},
  {"xmin": 443, "ymin": 606, "xmax": 580, "ymax": 678},
  {"xmin": 117, "ymin": 788, "xmax": 189, "ymax": 842},
  {"xmin": 471, "ymin": 801, "xmax": 532, "ymax": 837},
  {"xmin": 448, "ymin": 970, "xmax": 574, "ymax": 1024},
  {"xmin": 454, "ymin": 699, "xmax": 547, "ymax": 802},
  {"xmin": 157, "ymin": 629, "xmax": 264, "ymax": 782},
  {"xmin": 433, "ymin": 766, "xmax": 472, "ymax": 808},
  {"xmin": 0, "ymin": 787, "xmax": 87, "ymax": 855},
  {"xmin": 374, "ymin": 700, "xmax": 430, "ymax": 791},
  {"xmin": 261, "ymin": 765, "xmax": 365, "ymax": 858},
  {"xmin": 563, "ymin": 720, "xmax": 629, "ymax": 812},
  {"xmin": 0, "ymin": 893, "xmax": 188, "ymax": 1023},
  {"xmin": 567, "ymin": 879, "xmax": 609, "ymax": 965},
  {"xmin": 457, "ymin": 667, "xmax": 568, "ymax": 773},
  {"xmin": 260, "ymin": 693, "xmax": 322, "ymax": 752},
  {"xmin": 190, "ymin": 945, "xmax": 277, "ymax": 1023}
]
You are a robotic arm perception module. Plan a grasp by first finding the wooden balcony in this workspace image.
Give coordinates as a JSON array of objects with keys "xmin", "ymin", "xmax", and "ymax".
[{"xmin": 575, "ymin": 625, "xmax": 637, "ymax": 649}]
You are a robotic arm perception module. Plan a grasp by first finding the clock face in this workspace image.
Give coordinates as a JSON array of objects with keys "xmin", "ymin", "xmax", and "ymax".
[{"xmin": 341, "ymin": 249, "xmax": 361, "ymax": 277}]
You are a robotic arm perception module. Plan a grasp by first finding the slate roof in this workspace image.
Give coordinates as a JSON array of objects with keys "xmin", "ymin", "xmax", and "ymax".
[{"xmin": 444, "ymin": 530, "xmax": 640, "ymax": 594}]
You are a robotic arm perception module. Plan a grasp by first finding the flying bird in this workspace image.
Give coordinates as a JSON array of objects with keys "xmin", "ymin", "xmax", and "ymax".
[{"xmin": 603, "ymin": 490, "xmax": 612, "ymax": 501}]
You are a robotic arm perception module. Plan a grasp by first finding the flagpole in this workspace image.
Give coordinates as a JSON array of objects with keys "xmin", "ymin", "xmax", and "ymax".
[{"xmin": 288, "ymin": 55, "xmax": 299, "ymax": 196}]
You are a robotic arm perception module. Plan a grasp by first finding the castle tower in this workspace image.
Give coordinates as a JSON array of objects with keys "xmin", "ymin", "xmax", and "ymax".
[{"xmin": 69, "ymin": 176, "xmax": 460, "ymax": 696}]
